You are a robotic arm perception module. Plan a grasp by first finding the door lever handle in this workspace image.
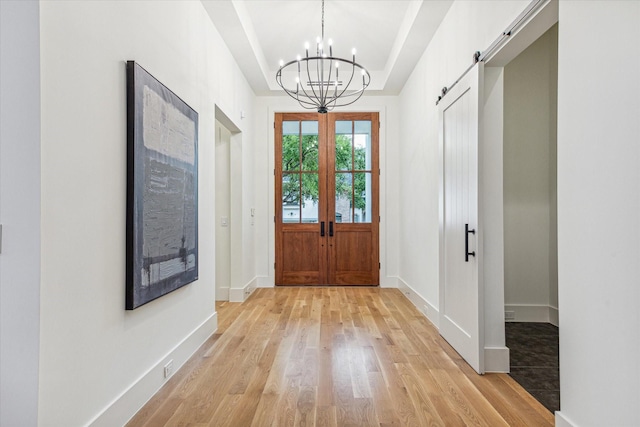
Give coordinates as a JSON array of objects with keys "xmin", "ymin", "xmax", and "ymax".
[
  {"xmin": 329, "ymin": 221, "xmax": 334, "ymax": 237},
  {"xmin": 320, "ymin": 221, "xmax": 325, "ymax": 237},
  {"xmin": 465, "ymin": 223, "xmax": 476, "ymax": 262}
]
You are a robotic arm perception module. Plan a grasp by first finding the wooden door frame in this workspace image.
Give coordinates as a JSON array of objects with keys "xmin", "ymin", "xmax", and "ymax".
[{"xmin": 274, "ymin": 111, "xmax": 380, "ymax": 286}]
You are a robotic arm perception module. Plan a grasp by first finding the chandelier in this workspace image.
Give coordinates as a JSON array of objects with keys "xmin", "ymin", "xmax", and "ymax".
[{"xmin": 275, "ymin": 0, "xmax": 370, "ymax": 113}]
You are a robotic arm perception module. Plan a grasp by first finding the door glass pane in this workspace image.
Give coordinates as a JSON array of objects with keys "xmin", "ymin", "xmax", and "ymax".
[
  {"xmin": 301, "ymin": 133, "xmax": 319, "ymax": 172},
  {"xmin": 335, "ymin": 121, "xmax": 352, "ymax": 171},
  {"xmin": 301, "ymin": 120, "xmax": 318, "ymax": 135},
  {"xmin": 282, "ymin": 121, "xmax": 300, "ymax": 171},
  {"xmin": 353, "ymin": 172, "xmax": 372, "ymax": 223},
  {"xmin": 354, "ymin": 121, "xmax": 371, "ymax": 170},
  {"xmin": 335, "ymin": 172, "xmax": 352, "ymax": 223},
  {"xmin": 301, "ymin": 173, "xmax": 319, "ymax": 223},
  {"xmin": 282, "ymin": 173, "xmax": 300, "ymax": 223},
  {"xmin": 335, "ymin": 120, "xmax": 352, "ymax": 135},
  {"xmin": 283, "ymin": 120, "xmax": 299, "ymax": 135}
]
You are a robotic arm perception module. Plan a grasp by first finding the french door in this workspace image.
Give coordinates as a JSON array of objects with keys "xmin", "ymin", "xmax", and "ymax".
[{"xmin": 275, "ymin": 112, "xmax": 379, "ymax": 285}]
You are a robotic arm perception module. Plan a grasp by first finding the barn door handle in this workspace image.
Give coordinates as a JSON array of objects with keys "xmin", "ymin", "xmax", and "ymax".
[
  {"xmin": 329, "ymin": 221, "xmax": 334, "ymax": 237},
  {"xmin": 465, "ymin": 223, "xmax": 476, "ymax": 262},
  {"xmin": 320, "ymin": 221, "xmax": 325, "ymax": 237}
]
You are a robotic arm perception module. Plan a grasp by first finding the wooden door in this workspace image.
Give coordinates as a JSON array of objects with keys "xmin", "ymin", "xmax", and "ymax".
[
  {"xmin": 438, "ymin": 63, "xmax": 484, "ymax": 373},
  {"xmin": 275, "ymin": 113, "xmax": 327, "ymax": 284},
  {"xmin": 275, "ymin": 112, "xmax": 379, "ymax": 285},
  {"xmin": 327, "ymin": 113, "xmax": 379, "ymax": 285}
]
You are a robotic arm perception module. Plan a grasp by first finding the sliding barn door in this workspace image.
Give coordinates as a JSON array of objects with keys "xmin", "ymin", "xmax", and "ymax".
[{"xmin": 438, "ymin": 63, "xmax": 484, "ymax": 374}]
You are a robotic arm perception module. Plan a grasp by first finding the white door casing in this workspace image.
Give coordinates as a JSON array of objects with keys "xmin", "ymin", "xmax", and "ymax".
[{"xmin": 438, "ymin": 63, "xmax": 484, "ymax": 374}]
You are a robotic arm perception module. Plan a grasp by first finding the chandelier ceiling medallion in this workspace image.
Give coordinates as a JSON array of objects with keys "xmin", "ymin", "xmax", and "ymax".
[{"xmin": 275, "ymin": 0, "xmax": 370, "ymax": 113}]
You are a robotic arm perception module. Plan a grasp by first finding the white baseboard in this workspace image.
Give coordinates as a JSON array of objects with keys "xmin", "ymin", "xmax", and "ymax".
[
  {"xmin": 555, "ymin": 411, "xmax": 576, "ymax": 427},
  {"xmin": 504, "ymin": 304, "xmax": 557, "ymax": 323},
  {"xmin": 229, "ymin": 277, "xmax": 257, "ymax": 302},
  {"xmin": 397, "ymin": 277, "xmax": 439, "ymax": 328},
  {"xmin": 398, "ymin": 279, "xmax": 509, "ymax": 373},
  {"xmin": 484, "ymin": 346, "xmax": 510, "ymax": 373},
  {"xmin": 89, "ymin": 312, "xmax": 217, "ymax": 427},
  {"xmin": 216, "ymin": 286, "xmax": 229, "ymax": 301}
]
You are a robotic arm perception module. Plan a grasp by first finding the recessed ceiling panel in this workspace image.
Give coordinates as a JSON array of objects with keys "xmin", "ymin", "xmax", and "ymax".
[
  {"xmin": 245, "ymin": 1, "xmax": 411, "ymax": 71},
  {"xmin": 202, "ymin": 0, "xmax": 453, "ymax": 95}
]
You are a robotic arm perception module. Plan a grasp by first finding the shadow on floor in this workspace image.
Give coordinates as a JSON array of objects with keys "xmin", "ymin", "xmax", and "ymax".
[{"xmin": 505, "ymin": 322, "xmax": 559, "ymax": 413}]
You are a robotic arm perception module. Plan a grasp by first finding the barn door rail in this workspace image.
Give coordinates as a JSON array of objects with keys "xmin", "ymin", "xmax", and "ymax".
[{"xmin": 436, "ymin": 0, "xmax": 547, "ymax": 105}]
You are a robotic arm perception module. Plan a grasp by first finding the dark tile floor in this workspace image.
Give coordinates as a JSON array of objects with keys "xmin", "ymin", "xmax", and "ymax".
[{"xmin": 505, "ymin": 322, "xmax": 560, "ymax": 413}]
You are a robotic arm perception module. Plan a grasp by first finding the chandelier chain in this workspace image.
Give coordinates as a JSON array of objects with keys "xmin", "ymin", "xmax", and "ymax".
[{"xmin": 321, "ymin": 0, "xmax": 325, "ymax": 41}]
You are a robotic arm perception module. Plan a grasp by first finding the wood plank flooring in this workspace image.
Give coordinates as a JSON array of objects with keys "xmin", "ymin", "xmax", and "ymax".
[{"xmin": 127, "ymin": 287, "xmax": 554, "ymax": 426}]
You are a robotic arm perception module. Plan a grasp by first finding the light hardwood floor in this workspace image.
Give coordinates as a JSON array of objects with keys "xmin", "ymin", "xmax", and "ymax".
[{"xmin": 127, "ymin": 287, "xmax": 554, "ymax": 426}]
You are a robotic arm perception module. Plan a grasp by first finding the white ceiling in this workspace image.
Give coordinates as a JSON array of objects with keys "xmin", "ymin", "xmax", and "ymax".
[{"xmin": 201, "ymin": 0, "xmax": 453, "ymax": 95}]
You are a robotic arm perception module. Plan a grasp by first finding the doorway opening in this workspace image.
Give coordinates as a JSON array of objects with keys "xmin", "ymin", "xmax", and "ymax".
[
  {"xmin": 501, "ymin": 24, "xmax": 559, "ymax": 412},
  {"xmin": 274, "ymin": 112, "xmax": 380, "ymax": 286},
  {"xmin": 215, "ymin": 120, "xmax": 231, "ymax": 301},
  {"xmin": 214, "ymin": 106, "xmax": 243, "ymax": 302}
]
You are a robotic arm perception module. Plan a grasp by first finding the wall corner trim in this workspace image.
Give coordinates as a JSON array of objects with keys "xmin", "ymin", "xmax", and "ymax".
[
  {"xmin": 88, "ymin": 312, "xmax": 217, "ymax": 427},
  {"xmin": 216, "ymin": 287, "xmax": 230, "ymax": 302},
  {"xmin": 256, "ymin": 275, "xmax": 274, "ymax": 288},
  {"xmin": 380, "ymin": 276, "xmax": 399, "ymax": 288},
  {"xmin": 229, "ymin": 276, "xmax": 257, "ymax": 302},
  {"xmin": 484, "ymin": 346, "xmax": 510, "ymax": 373}
]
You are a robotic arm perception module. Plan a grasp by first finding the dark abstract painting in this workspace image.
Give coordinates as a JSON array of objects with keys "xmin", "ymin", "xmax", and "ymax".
[{"xmin": 126, "ymin": 61, "xmax": 198, "ymax": 309}]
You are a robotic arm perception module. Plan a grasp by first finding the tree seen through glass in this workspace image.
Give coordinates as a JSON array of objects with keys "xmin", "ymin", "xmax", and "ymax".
[{"xmin": 281, "ymin": 120, "xmax": 371, "ymax": 223}]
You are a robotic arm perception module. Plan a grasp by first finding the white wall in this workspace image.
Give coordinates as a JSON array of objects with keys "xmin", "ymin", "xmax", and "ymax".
[
  {"xmin": 556, "ymin": 2, "xmax": 640, "ymax": 426},
  {"xmin": 253, "ymin": 95, "xmax": 400, "ymax": 288},
  {"xmin": 503, "ymin": 24, "xmax": 558, "ymax": 323},
  {"xmin": 38, "ymin": 2, "xmax": 255, "ymax": 426},
  {"xmin": 398, "ymin": 0, "xmax": 530, "ymax": 360},
  {"xmin": 0, "ymin": 1, "xmax": 41, "ymax": 425}
]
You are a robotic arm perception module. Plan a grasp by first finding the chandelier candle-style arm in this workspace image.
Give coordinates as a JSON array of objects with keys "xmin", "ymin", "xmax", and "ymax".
[{"xmin": 275, "ymin": 0, "xmax": 370, "ymax": 113}]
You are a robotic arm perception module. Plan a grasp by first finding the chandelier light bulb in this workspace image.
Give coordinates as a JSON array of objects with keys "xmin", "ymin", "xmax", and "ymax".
[
  {"xmin": 296, "ymin": 55, "xmax": 301, "ymax": 61},
  {"xmin": 305, "ymin": 42, "xmax": 310, "ymax": 50},
  {"xmin": 279, "ymin": 59, "xmax": 284, "ymax": 67},
  {"xmin": 352, "ymin": 48, "xmax": 357, "ymax": 55},
  {"xmin": 328, "ymin": 39, "xmax": 333, "ymax": 46}
]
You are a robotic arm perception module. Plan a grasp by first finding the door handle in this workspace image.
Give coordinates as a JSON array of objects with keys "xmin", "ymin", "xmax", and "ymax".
[
  {"xmin": 320, "ymin": 221, "xmax": 325, "ymax": 237},
  {"xmin": 329, "ymin": 221, "xmax": 334, "ymax": 237},
  {"xmin": 465, "ymin": 223, "xmax": 476, "ymax": 262}
]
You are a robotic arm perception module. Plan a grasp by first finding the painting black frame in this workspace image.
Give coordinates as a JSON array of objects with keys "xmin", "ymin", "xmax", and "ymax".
[{"xmin": 126, "ymin": 61, "xmax": 199, "ymax": 310}]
